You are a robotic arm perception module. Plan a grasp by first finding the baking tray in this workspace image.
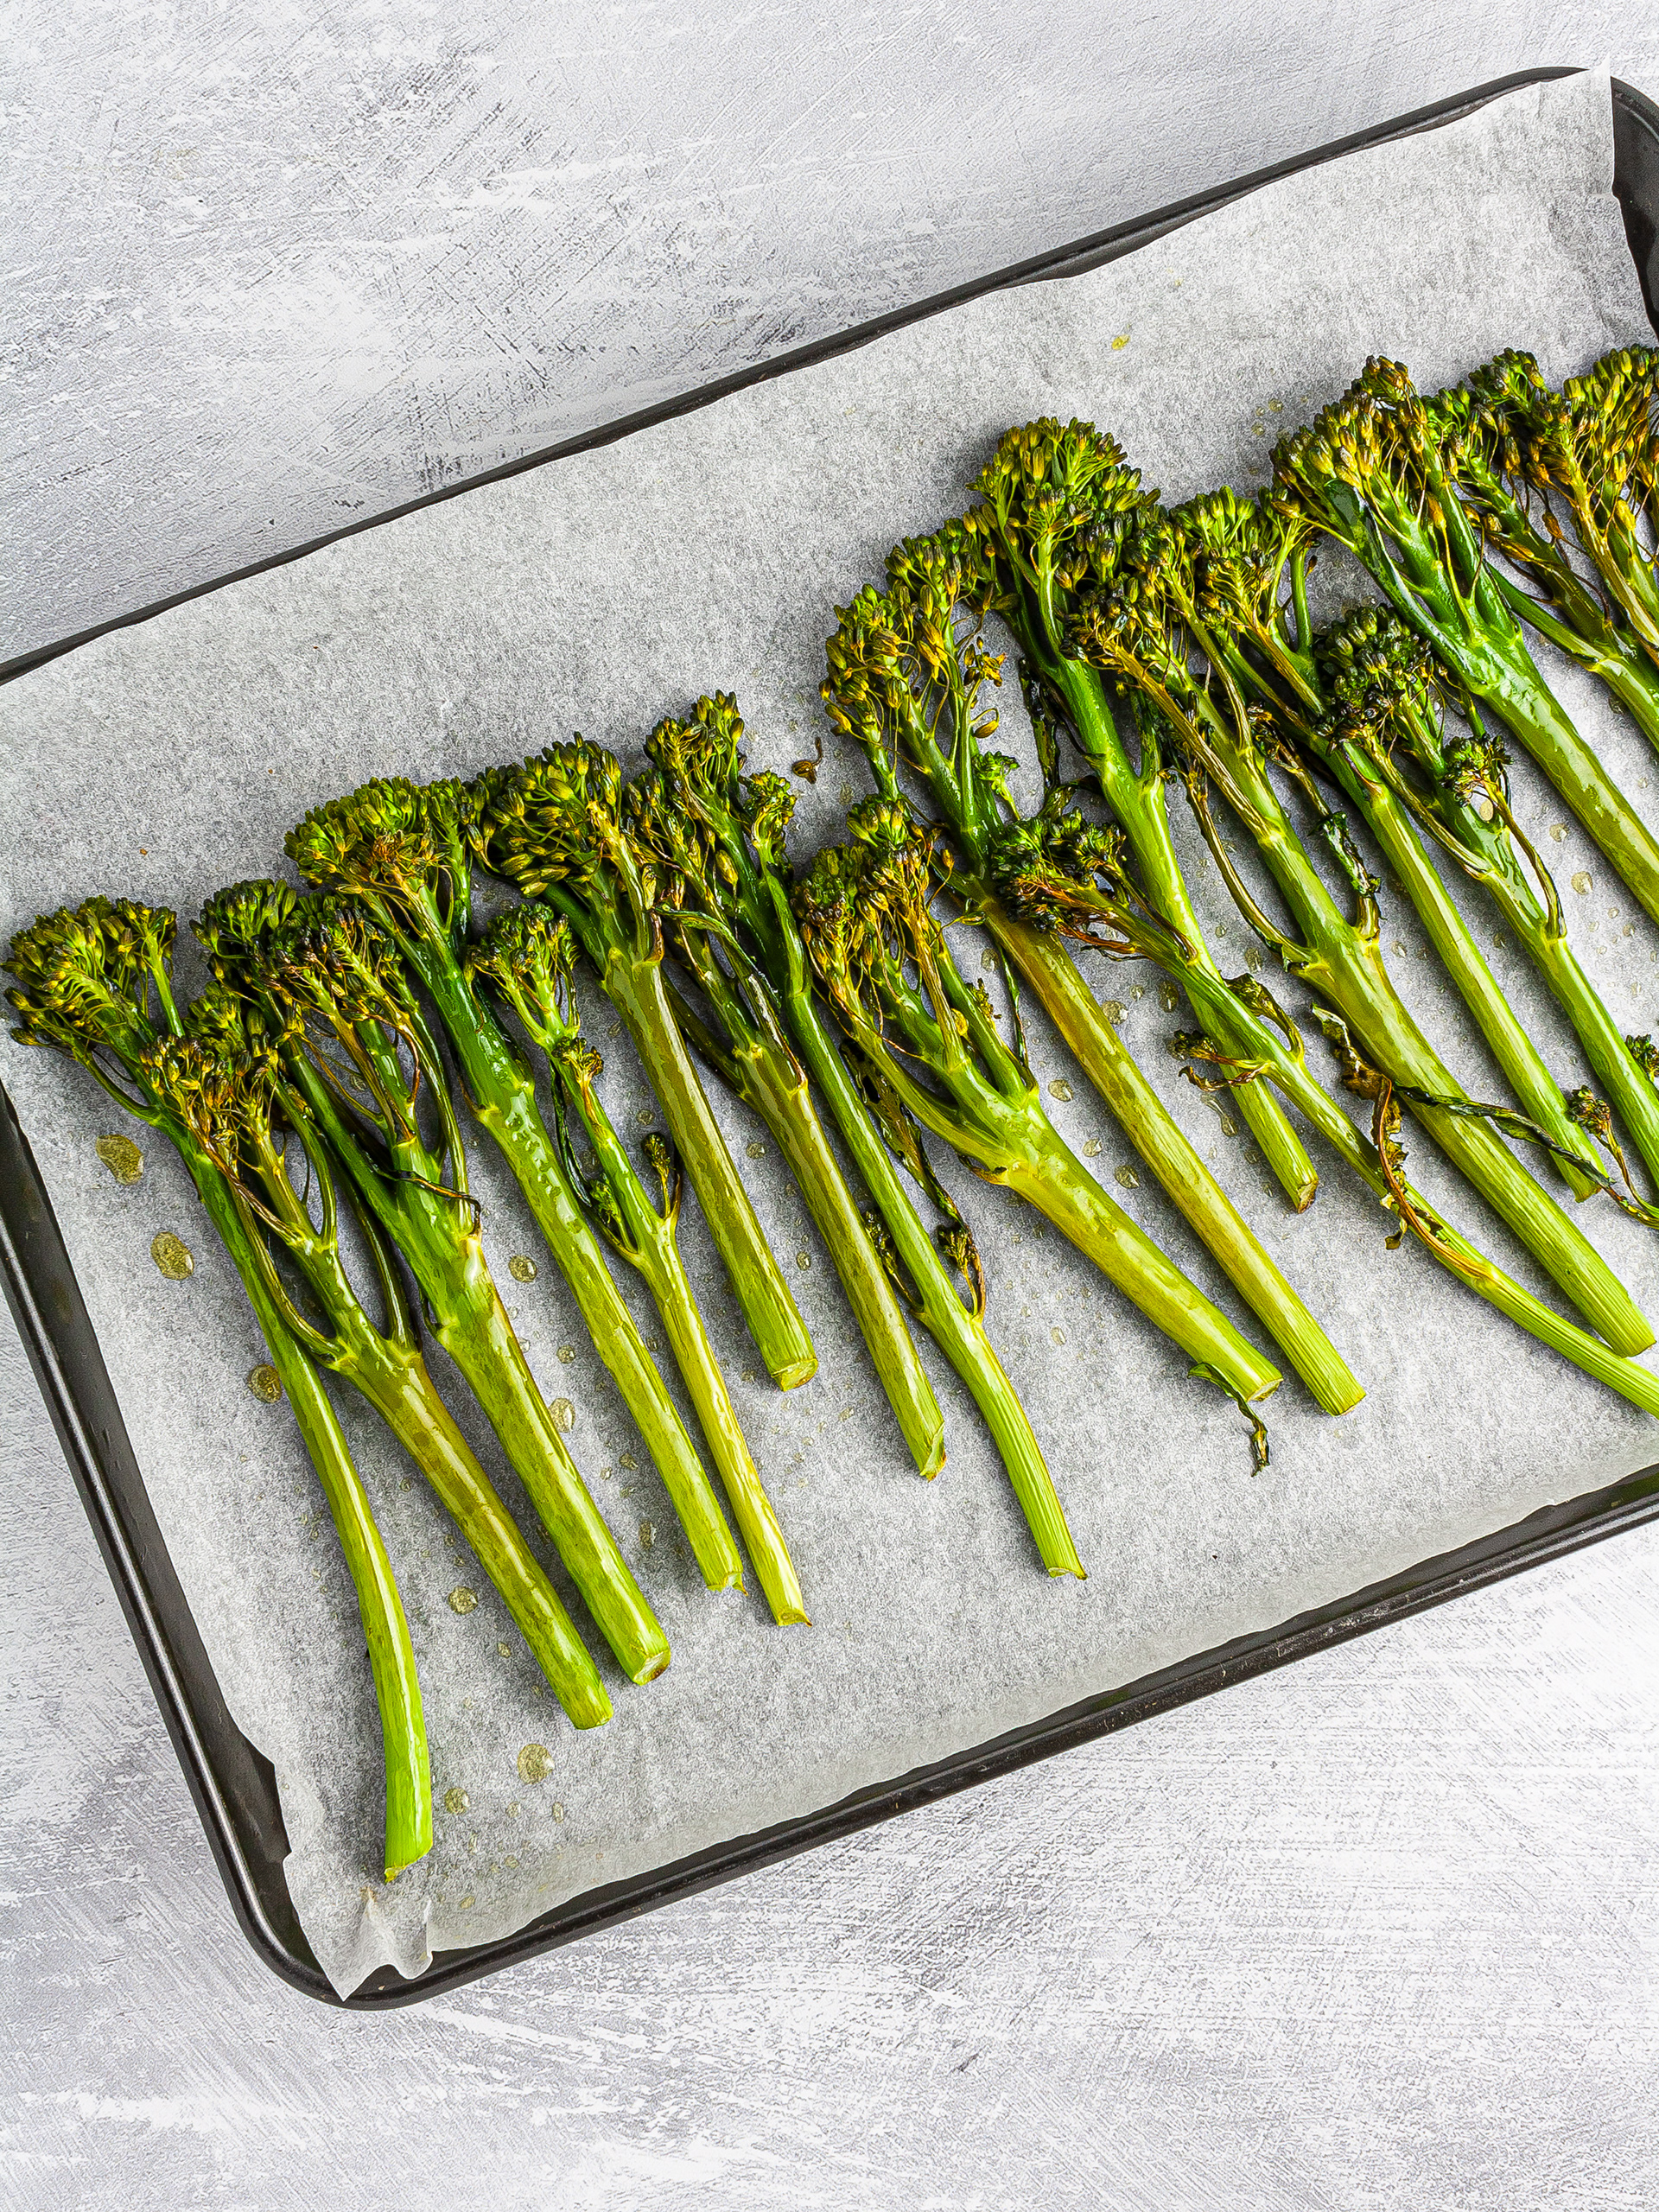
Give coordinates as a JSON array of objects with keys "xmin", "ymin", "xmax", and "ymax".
[{"xmin": 4, "ymin": 67, "xmax": 1658, "ymax": 2010}]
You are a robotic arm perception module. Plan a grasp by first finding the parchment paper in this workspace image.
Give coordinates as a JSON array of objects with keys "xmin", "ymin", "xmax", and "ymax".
[{"xmin": 4, "ymin": 68, "xmax": 1656, "ymax": 1998}]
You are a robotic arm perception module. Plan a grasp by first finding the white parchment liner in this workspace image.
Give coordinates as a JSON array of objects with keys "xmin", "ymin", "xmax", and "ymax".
[{"xmin": 3, "ymin": 68, "xmax": 1656, "ymax": 1995}]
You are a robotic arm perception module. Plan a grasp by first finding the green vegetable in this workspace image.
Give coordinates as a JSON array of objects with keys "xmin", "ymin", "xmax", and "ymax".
[
  {"xmin": 285, "ymin": 778, "xmax": 746, "ymax": 1597},
  {"xmin": 823, "ymin": 527, "xmax": 1363, "ymax": 1418},
  {"xmin": 194, "ymin": 882, "xmax": 671, "ymax": 1685},
  {"xmin": 965, "ymin": 420, "xmax": 1320, "ymax": 1210},
  {"xmin": 635, "ymin": 694, "xmax": 1080, "ymax": 1575},
  {"xmin": 988, "ymin": 805, "xmax": 1659, "ymax": 1419},
  {"xmin": 467, "ymin": 901, "xmax": 808, "ymax": 1624},
  {"xmin": 1061, "ymin": 492, "xmax": 1651, "ymax": 1355},
  {"xmin": 629, "ymin": 698, "xmax": 945, "ymax": 1481},
  {"xmin": 473, "ymin": 741, "xmax": 817, "ymax": 1391},
  {"xmin": 1465, "ymin": 346, "xmax": 1659, "ymax": 687},
  {"xmin": 1272, "ymin": 360, "xmax": 1659, "ymax": 931},
  {"xmin": 795, "ymin": 798, "xmax": 1285, "ymax": 1443},
  {"xmin": 5, "ymin": 899, "xmax": 433, "ymax": 1877},
  {"xmin": 1176, "ymin": 486, "xmax": 1605, "ymax": 1200},
  {"xmin": 1316, "ymin": 606, "xmax": 1659, "ymax": 1202},
  {"xmin": 145, "ymin": 988, "xmax": 613, "ymax": 1726}
]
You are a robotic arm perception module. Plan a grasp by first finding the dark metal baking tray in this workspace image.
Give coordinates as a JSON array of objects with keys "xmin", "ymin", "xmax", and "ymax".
[{"xmin": 4, "ymin": 67, "xmax": 1657, "ymax": 2009}]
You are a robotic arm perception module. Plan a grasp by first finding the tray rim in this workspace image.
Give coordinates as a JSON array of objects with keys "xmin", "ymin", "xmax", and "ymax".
[{"xmin": 4, "ymin": 62, "xmax": 1658, "ymax": 2012}]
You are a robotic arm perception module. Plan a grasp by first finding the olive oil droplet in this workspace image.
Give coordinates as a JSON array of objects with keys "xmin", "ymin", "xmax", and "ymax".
[
  {"xmin": 518, "ymin": 1743, "xmax": 554, "ymax": 1783},
  {"xmin": 95, "ymin": 1134, "xmax": 143, "ymax": 1185},
  {"xmin": 150, "ymin": 1231, "xmax": 194, "ymax": 1280}
]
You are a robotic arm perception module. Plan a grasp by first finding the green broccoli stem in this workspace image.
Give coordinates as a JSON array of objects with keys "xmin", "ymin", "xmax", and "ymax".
[
  {"xmin": 233, "ymin": 1135, "xmax": 613, "ymax": 1724},
  {"xmin": 1492, "ymin": 573, "xmax": 1659, "ymax": 751},
  {"xmin": 829, "ymin": 969, "xmax": 1282, "ymax": 1409},
  {"xmin": 1353, "ymin": 716, "xmax": 1659, "ymax": 1203},
  {"xmin": 190, "ymin": 1161, "xmax": 433, "ymax": 1878},
  {"xmin": 1211, "ymin": 619, "xmax": 1606, "ymax": 1205},
  {"xmin": 1041, "ymin": 651, "xmax": 1319, "ymax": 1210},
  {"xmin": 1331, "ymin": 485, "xmax": 1659, "ymax": 931},
  {"xmin": 594, "ymin": 933, "xmax": 816, "ymax": 1391},
  {"xmin": 979, "ymin": 899, "xmax": 1363, "ymax": 1415},
  {"xmin": 1446, "ymin": 448, "xmax": 1659, "ymax": 747},
  {"xmin": 1338, "ymin": 694, "xmax": 1659, "ymax": 1194},
  {"xmin": 391, "ymin": 928, "xmax": 744, "ymax": 1594},
  {"xmin": 1185, "ymin": 691, "xmax": 1652, "ymax": 1354},
  {"xmin": 762, "ymin": 884, "xmax": 1081, "ymax": 1574},
  {"xmin": 552, "ymin": 1058, "xmax": 807, "ymax": 1624},
  {"xmin": 1165, "ymin": 960, "xmax": 1659, "ymax": 1418},
  {"xmin": 341, "ymin": 1334, "xmax": 615, "ymax": 1725},
  {"xmin": 669, "ymin": 953, "xmax": 945, "ymax": 1481},
  {"xmin": 284, "ymin": 1048, "xmax": 671, "ymax": 1684},
  {"xmin": 1313, "ymin": 735, "xmax": 1601, "ymax": 1196}
]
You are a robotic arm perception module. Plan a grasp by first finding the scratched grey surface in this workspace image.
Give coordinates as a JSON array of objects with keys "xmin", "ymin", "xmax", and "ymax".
[{"xmin": 6, "ymin": 9, "xmax": 1659, "ymax": 2206}]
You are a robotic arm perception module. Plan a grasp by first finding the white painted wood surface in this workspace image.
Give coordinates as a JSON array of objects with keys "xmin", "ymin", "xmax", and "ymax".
[{"xmin": 5, "ymin": 9, "xmax": 1659, "ymax": 2204}]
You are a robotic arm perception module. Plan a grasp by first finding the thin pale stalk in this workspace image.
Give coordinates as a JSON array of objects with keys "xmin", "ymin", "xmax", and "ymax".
[
  {"xmin": 985, "ymin": 901, "xmax": 1363, "ymax": 1414},
  {"xmin": 780, "ymin": 971, "xmax": 1083, "ymax": 1577},
  {"xmin": 1168, "ymin": 960, "xmax": 1659, "ymax": 1417},
  {"xmin": 1189, "ymin": 702, "xmax": 1652, "ymax": 1353},
  {"xmin": 602, "ymin": 946, "xmax": 816, "ymax": 1389},
  {"xmin": 194, "ymin": 1163, "xmax": 431, "ymax": 1877},
  {"xmin": 1049, "ymin": 653, "xmax": 1319, "ymax": 1207},
  {"xmin": 289, "ymin": 1052, "xmax": 671, "ymax": 1681},
  {"xmin": 677, "ymin": 980, "xmax": 944, "ymax": 1479},
  {"xmin": 394, "ymin": 927, "xmax": 734, "ymax": 1575},
  {"xmin": 552, "ymin": 1061, "xmax": 805, "ymax": 1623},
  {"xmin": 1311, "ymin": 735, "xmax": 1603, "ymax": 1198}
]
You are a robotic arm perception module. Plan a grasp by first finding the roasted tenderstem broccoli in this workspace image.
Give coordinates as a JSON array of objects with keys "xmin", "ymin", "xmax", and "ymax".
[
  {"xmin": 795, "ymin": 799, "xmax": 1286, "ymax": 1442},
  {"xmin": 1272, "ymin": 359, "xmax": 1659, "ymax": 932},
  {"xmin": 5, "ymin": 899, "xmax": 434, "ymax": 1878},
  {"xmin": 472, "ymin": 739, "xmax": 817, "ymax": 1391},
  {"xmin": 195, "ymin": 882, "xmax": 671, "ymax": 1685},
  {"xmin": 1055, "ymin": 476, "xmax": 1651, "ymax": 1355},
  {"xmin": 1175, "ymin": 484, "xmax": 1607, "ymax": 1201},
  {"xmin": 963, "ymin": 419, "xmax": 1320, "ymax": 1210},
  {"xmin": 824, "ymin": 526, "xmax": 1363, "ymax": 1417},
  {"xmin": 1315, "ymin": 605, "xmax": 1659, "ymax": 1204},
  {"xmin": 636, "ymin": 692, "xmax": 1081, "ymax": 1574},
  {"xmin": 285, "ymin": 778, "xmax": 747, "ymax": 1598},
  {"xmin": 467, "ymin": 901, "xmax": 808, "ymax": 1624},
  {"xmin": 988, "ymin": 801, "xmax": 1659, "ymax": 1420},
  {"xmin": 1466, "ymin": 345, "xmax": 1659, "ymax": 685},
  {"xmin": 628, "ymin": 702, "xmax": 945, "ymax": 1481},
  {"xmin": 147, "ymin": 985, "xmax": 613, "ymax": 1726}
]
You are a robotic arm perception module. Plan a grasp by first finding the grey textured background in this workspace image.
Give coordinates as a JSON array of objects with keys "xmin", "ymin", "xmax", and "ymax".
[{"xmin": 5, "ymin": 8, "xmax": 1659, "ymax": 2207}]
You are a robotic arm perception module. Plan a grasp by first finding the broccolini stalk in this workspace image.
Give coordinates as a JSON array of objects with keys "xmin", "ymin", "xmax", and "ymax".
[
  {"xmin": 1177, "ymin": 487, "xmax": 1605, "ymax": 1201},
  {"xmin": 4, "ymin": 900, "xmax": 433, "ymax": 1877},
  {"xmin": 634, "ymin": 696, "xmax": 1079, "ymax": 1577},
  {"xmin": 988, "ymin": 809, "xmax": 1659, "ymax": 1420},
  {"xmin": 145, "ymin": 992, "xmax": 613, "ymax": 1726},
  {"xmin": 473, "ymin": 740, "xmax": 816, "ymax": 1391},
  {"xmin": 195, "ymin": 883, "xmax": 671, "ymax": 1685},
  {"xmin": 795, "ymin": 800, "xmax": 1285, "ymax": 1438},
  {"xmin": 466, "ymin": 904, "xmax": 807, "ymax": 1623},
  {"xmin": 284, "ymin": 779, "xmax": 743, "ymax": 1596},
  {"xmin": 1068, "ymin": 508, "xmax": 1652, "ymax": 1356},
  {"xmin": 1272, "ymin": 362, "xmax": 1659, "ymax": 931},
  {"xmin": 965, "ymin": 420, "xmax": 1319, "ymax": 1210},
  {"xmin": 628, "ymin": 702, "xmax": 944, "ymax": 1479},
  {"xmin": 824, "ymin": 530, "xmax": 1363, "ymax": 1417},
  {"xmin": 1466, "ymin": 346, "xmax": 1659, "ymax": 681},
  {"xmin": 1317, "ymin": 607, "xmax": 1659, "ymax": 1200}
]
